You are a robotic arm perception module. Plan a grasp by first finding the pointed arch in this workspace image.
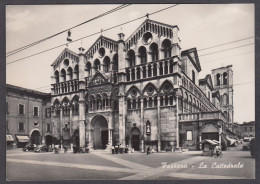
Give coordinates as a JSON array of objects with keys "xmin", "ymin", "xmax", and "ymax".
[
  {"xmin": 159, "ymin": 80, "xmax": 174, "ymax": 93},
  {"xmin": 127, "ymin": 49, "xmax": 136, "ymax": 67},
  {"xmin": 112, "ymin": 53, "xmax": 118, "ymax": 71},
  {"xmin": 126, "ymin": 85, "xmax": 141, "ymax": 97},
  {"xmin": 54, "ymin": 70, "xmax": 59, "ymax": 83},
  {"xmin": 60, "ymin": 68, "xmax": 66, "ymax": 82},
  {"xmin": 138, "ymin": 46, "xmax": 147, "ymax": 64},
  {"xmin": 67, "ymin": 67, "xmax": 73, "ymax": 80},
  {"xmin": 142, "ymin": 82, "xmax": 158, "ymax": 95},
  {"xmin": 161, "ymin": 39, "xmax": 172, "ymax": 58},
  {"xmin": 86, "ymin": 62, "xmax": 92, "ymax": 70},
  {"xmin": 61, "ymin": 96, "xmax": 70, "ymax": 105},
  {"xmin": 53, "ymin": 98, "xmax": 60, "ymax": 106},
  {"xmin": 71, "ymin": 95, "xmax": 79, "ymax": 104},
  {"xmin": 223, "ymin": 72, "xmax": 228, "ymax": 85},
  {"xmin": 103, "ymin": 56, "xmax": 111, "ymax": 73},
  {"xmin": 149, "ymin": 42, "xmax": 159, "ymax": 62},
  {"xmin": 74, "ymin": 64, "xmax": 79, "ymax": 79}
]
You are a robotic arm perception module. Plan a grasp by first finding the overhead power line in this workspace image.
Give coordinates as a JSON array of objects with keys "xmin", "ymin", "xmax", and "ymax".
[
  {"xmin": 197, "ymin": 36, "xmax": 254, "ymax": 52},
  {"xmin": 6, "ymin": 4, "xmax": 180, "ymax": 65},
  {"xmin": 6, "ymin": 4, "xmax": 131, "ymax": 57},
  {"xmin": 7, "ymin": 38, "xmax": 254, "ymax": 66},
  {"xmin": 199, "ymin": 43, "xmax": 254, "ymax": 57},
  {"xmin": 201, "ymin": 51, "xmax": 254, "ymax": 64}
]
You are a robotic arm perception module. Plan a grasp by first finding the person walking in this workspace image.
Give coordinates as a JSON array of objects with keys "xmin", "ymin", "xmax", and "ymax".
[
  {"xmin": 147, "ymin": 145, "xmax": 151, "ymax": 155},
  {"xmin": 115, "ymin": 145, "xmax": 118, "ymax": 154}
]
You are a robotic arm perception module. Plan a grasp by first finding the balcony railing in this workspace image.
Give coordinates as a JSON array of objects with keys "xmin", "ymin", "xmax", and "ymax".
[
  {"xmin": 52, "ymin": 79, "xmax": 79, "ymax": 95},
  {"xmin": 125, "ymin": 56, "xmax": 181, "ymax": 82},
  {"xmin": 179, "ymin": 111, "xmax": 227, "ymax": 123}
]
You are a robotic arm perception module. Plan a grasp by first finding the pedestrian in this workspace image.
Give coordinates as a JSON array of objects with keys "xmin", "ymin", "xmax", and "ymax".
[
  {"xmin": 115, "ymin": 145, "xmax": 118, "ymax": 154},
  {"xmin": 125, "ymin": 145, "xmax": 129, "ymax": 153},
  {"xmin": 119, "ymin": 144, "xmax": 123, "ymax": 154},
  {"xmin": 147, "ymin": 145, "xmax": 151, "ymax": 155},
  {"xmin": 112, "ymin": 146, "xmax": 115, "ymax": 154}
]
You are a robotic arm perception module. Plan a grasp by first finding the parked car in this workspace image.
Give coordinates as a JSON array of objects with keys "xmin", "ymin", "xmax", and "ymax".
[
  {"xmin": 242, "ymin": 137, "xmax": 251, "ymax": 150},
  {"xmin": 250, "ymin": 138, "xmax": 255, "ymax": 158},
  {"xmin": 23, "ymin": 144, "xmax": 37, "ymax": 152},
  {"xmin": 73, "ymin": 145, "xmax": 89, "ymax": 153},
  {"xmin": 34, "ymin": 145, "xmax": 53, "ymax": 153}
]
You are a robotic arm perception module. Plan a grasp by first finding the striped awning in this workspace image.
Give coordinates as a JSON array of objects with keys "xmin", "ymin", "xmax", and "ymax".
[
  {"xmin": 16, "ymin": 135, "xmax": 30, "ymax": 142},
  {"xmin": 6, "ymin": 135, "xmax": 14, "ymax": 142}
]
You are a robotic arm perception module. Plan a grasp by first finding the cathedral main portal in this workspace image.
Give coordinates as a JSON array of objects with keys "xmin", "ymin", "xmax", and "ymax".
[{"xmin": 91, "ymin": 115, "xmax": 108, "ymax": 149}]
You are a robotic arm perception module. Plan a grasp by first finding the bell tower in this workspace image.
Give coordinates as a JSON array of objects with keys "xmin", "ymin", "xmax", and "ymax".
[{"xmin": 212, "ymin": 65, "xmax": 234, "ymax": 129}]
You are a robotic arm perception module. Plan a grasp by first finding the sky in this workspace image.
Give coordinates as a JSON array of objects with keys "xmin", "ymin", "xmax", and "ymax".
[{"xmin": 6, "ymin": 4, "xmax": 255, "ymax": 123}]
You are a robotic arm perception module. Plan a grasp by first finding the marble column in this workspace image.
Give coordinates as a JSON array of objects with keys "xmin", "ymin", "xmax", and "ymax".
[
  {"xmin": 157, "ymin": 97, "xmax": 161, "ymax": 152},
  {"xmin": 140, "ymin": 98, "xmax": 144, "ymax": 152},
  {"xmin": 69, "ymin": 105, "xmax": 73, "ymax": 150},
  {"xmin": 60, "ymin": 107, "xmax": 63, "ymax": 149},
  {"xmin": 176, "ymin": 95, "xmax": 179, "ymax": 149}
]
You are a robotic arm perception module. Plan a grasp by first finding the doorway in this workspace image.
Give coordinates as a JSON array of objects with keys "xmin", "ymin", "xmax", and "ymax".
[
  {"xmin": 45, "ymin": 135, "xmax": 52, "ymax": 146},
  {"xmin": 131, "ymin": 128, "xmax": 140, "ymax": 151},
  {"xmin": 73, "ymin": 130, "xmax": 79, "ymax": 147},
  {"xmin": 31, "ymin": 130, "xmax": 41, "ymax": 145},
  {"xmin": 91, "ymin": 115, "xmax": 108, "ymax": 149}
]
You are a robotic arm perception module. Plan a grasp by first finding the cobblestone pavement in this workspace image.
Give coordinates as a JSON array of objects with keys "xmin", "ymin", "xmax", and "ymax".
[{"xmin": 6, "ymin": 147, "xmax": 255, "ymax": 180}]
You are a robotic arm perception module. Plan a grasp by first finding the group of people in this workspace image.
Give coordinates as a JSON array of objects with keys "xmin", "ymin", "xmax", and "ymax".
[
  {"xmin": 112, "ymin": 144, "xmax": 129, "ymax": 154},
  {"xmin": 111, "ymin": 144, "xmax": 153, "ymax": 155}
]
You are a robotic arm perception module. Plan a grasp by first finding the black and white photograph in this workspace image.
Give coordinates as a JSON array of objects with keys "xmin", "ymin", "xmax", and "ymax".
[{"xmin": 5, "ymin": 3, "xmax": 255, "ymax": 181}]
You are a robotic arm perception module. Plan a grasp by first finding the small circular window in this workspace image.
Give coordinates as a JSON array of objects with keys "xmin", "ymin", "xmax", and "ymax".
[
  {"xmin": 98, "ymin": 48, "xmax": 105, "ymax": 57},
  {"xmin": 147, "ymin": 86, "xmax": 154, "ymax": 94},
  {"xmin": 64, "ymin": 59, "xmax": 69, "ymax": 66},
  {"xmin": 142, "ymin": 32, "xmax": 153, "ymax": 45},
  {"xmin": 34, "ymin": 122, "xmax": 39, "ymax": 127},
  {"xmin": 131, "ymin": 89, "xmax": 137, "ymax": 96},
  {"xmin": 163, "ymin": 84, "xmax": 172, "ymax": 92}
]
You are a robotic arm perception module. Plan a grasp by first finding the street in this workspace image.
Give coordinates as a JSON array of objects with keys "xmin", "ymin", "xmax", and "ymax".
[{"xmin": 6, "ymin": 145, "xmax": 255, "ymax": 181}]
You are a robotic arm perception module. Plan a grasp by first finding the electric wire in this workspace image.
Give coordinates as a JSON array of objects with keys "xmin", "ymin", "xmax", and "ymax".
[
  {"xmin": 197, "ymin": 36, "xmax": 254, "ymax": 52},
  {"xmin": 199, "ymin": 43, "xmax": 254, "ymax": 57},
  {"xmin": 7, "ymin": 4, "xmax": 180, "ymax": 65},
  {"xmin": 6, "ymin": 4, "xmax": 131, "ymax": 57}
]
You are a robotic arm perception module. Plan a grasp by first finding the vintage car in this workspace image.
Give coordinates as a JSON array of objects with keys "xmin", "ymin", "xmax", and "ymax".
[
  {"xmin": 23, "ymin": 144, "xmax": 37, "ymax": 152},
  {"xmin": 34, "ymin": 145, "xmax": 53, "ymax": 153},
  {"xmin": 73, "ymin": 145, "xmax": 89, "ymax": 153},
  {"xmin": 243, "ymin": 137, "xmax": 252, "ymax": 150}
]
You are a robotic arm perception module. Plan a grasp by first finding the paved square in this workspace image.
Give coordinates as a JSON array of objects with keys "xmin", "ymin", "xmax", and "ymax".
[{"xmin": 6, "ymin": 147, "xmax": 255, "ymax": 181}]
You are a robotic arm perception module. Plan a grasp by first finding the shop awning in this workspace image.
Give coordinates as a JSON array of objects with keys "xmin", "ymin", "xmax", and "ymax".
[
  {"xmin": 6, "ymin": 135, "xmax": 14, "ymax": 142},
  {"xmin": 226, "ymin": 136, "xmax": 236, "ymax": 146},
  {"xmin": 200, "ymin": 139, "xmax": 219, "ymax": 145},
  {"xmin": 16, "ymin": 135, "xmax": 30, "ymax": 142}
]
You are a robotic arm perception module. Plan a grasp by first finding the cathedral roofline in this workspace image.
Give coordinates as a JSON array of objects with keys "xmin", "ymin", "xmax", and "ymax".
[
  {"xmin": 51, "ymin": 48, "xmax": 79, "ymax": 67},
  {"xmin": 85, "ymin": 35, "xmax": 117, "ymax": 56},
  {"xmin": 181, "ymin": 47, "xmax": 201, "ymax": 72},
  {"xmin": 125, "ymin": 18, "xmax": 179, "ymax": 43}
]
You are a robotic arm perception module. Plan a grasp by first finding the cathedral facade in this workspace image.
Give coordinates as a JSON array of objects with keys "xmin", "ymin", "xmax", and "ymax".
[{"xmin": 50, "ymin": 19, "xmax": 234, "ymax": 151}]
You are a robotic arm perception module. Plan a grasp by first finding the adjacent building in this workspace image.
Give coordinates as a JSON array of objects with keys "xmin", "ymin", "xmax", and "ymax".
[
  {"xmin": 239, "ymin": 121, "xmax": 255, "ymax": 138},
  {"xmin": 6, "ymin": 84, "xmax": 52, "ymax": 148},
  {"xmin": 49, "ymin": 19, "xmax": 235, "ymax": 151}
]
